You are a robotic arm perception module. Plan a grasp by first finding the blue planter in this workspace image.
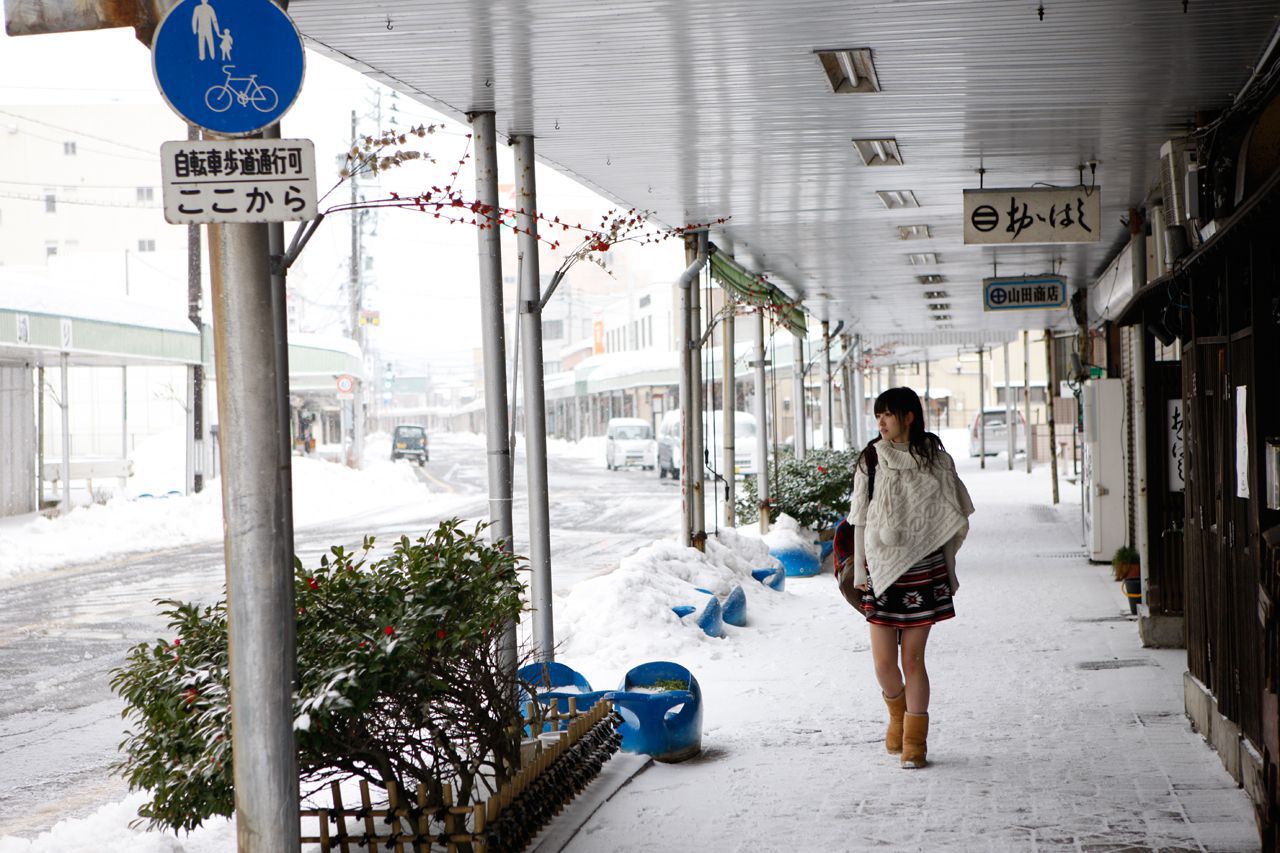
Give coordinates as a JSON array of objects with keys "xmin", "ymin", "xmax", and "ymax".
[
  {"xmin": 721, "ymin": 584, "xmax": 747, "ymax": 627},
  {"xmin": 607, "ymin": 661, "xmax": 703, "ymax": 762},
  {"xmin": 751, "ymin": 567, "xmax": 786, "ymax": 591},
  {"xmin": 771, "ymin": 545, "xmax": 821, "ymax": 577},
  {"xmin": 517, "ymin": 661, "xmax": 609, "ymax": 726}
]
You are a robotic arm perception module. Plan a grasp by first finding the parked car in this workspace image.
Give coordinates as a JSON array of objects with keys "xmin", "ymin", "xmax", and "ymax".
[
  {"xmin": 968, "ymin": 407, "xmax": 1027, "ymax": 457},
  {"xmin": 390, "ymin": 424, "xmax": 429, "ymax": 465},
  {"xmin": 605, "ymin": 417, "xmax": 657, "ymax": 470},
  {"xmin": 656, "ymin": 409, "xmax": 758, "ymax": 479}
]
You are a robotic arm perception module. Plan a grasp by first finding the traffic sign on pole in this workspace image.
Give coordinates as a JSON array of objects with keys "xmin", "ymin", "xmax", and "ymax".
[
  {"xmin": 161, "ymin": 138, "xmax": 316, "ymax": 223},
  {"xmin": 151, "ymin": 0, "xmax": 305, "ymax": 136}
]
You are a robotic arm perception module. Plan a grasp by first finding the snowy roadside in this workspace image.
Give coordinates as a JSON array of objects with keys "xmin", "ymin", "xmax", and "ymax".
[{"xmin": 0, "ymin": 433, "xmax": 475, "ymax": 584}]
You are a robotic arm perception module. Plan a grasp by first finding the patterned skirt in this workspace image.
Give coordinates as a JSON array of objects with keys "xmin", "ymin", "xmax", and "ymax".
[{"xmin": 860, "ymin": 548, "xmax": 955, "ymax": 628}]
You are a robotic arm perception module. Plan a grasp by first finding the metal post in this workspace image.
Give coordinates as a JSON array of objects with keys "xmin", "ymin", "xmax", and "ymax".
[
  {"xmin": 978, "ymin": 347, "xmax": 986, "ymax": 468},
  {"xmin": 753, "ymin": 309, "xmax": 769, "ymax": 533},
  {"xmin": 1004, "ymin": 342, "xmax": 1014, "ymax": 469},
  {"xmin": 1023, "ymin": 330, "xmax": 1032, "ymax": 474},
  {"xmin": 121, "ymin": 366, "xmax": 129, "ymax": 493},
  {"xmin": 1130, "ymin": 211, "xmax": 1150, "ymax": 603},
  {"xmin": 852, "ymin": 334, "xmax": 865, "ymax": 448},
  {"xmin": 841, "ymin": 336, "xmax": 855, "ymax": 449},
  {"xmin": 821, "ymin": 321, "xmax": 833, "ymax": 449},
  {"xmin": 792, "ymin": 331, "xmax": 807, "ymax": 458},
  {"xmin": 470, "ymin": 112, "xmax": 516, "ymax": 671},
  {"xmin": 36, "ymin": 365, "xmax": 44, "ymax": 508},
  {"xmin": 690, "ymin": 249, "xmax": 705, "ymax": 550},
  {"xmin": 188, "ymin": 122, "xmax": 205, "ymax": 494},
  {"xmin": 513, "ymin": 134, "xmax": 554, "ymax": 661},
  {"xmin": 1046, "ymin": 330, "xmax": 1060, "ymax": 504},
  {"xmin": 676, "ymin": 233, "xmax": 707, "ymax": 547},
  {"xmin": 723, "ymin": 307, "xmax": 736, "ymax": 526},
  {"xmin": 265, "ymin": 177, "xmax": 295, "ymax": 577},
  {"xmin": 207, "ymin": 219, "xmax": 299, "ymax": 853},
  {"xmin": 59, "ymin": 352, "xmax": 70, "ymax": 512}
]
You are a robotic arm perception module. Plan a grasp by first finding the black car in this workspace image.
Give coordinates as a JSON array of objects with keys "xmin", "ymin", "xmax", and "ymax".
[{"xmin": 391, "ymin": 425, "xmax": 429, "ymax": 465}]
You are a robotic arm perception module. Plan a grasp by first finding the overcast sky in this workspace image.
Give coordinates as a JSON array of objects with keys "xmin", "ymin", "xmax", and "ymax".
[{"xmin": 0, "ymin": 21, "xmax": 628, "ymax": 376}]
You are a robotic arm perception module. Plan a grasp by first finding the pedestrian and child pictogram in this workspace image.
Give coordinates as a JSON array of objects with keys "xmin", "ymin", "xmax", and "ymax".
[{"xmin": 152, "ymin": 0, "xmax": 304, "ymax": 136}]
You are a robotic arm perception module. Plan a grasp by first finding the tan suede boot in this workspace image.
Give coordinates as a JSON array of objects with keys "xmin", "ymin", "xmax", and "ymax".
[
  {"xmin": 901, "ymin": 712, "xmax": 929, "ymax": 768},
  {"xmin": 883, "ymin": 691, "xmax": 907, "ymax": 754}
]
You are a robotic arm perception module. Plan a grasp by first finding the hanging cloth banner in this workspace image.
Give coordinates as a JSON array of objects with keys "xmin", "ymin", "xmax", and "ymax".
[{"xmin": 708, "ymin": 248, "xmax": 806, "ymax": 336}]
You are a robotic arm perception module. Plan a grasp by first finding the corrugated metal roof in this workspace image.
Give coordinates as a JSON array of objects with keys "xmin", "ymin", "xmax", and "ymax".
[{"xmin": 290, "ymin": 0, "xmax": 1280, "ymax": 339}]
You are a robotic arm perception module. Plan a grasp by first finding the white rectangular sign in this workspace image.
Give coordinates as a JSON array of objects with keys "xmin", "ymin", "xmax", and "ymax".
[
  {"xmin": 964, "ymin": 186, "xmax": 1102, "ymax": 245},
  {"xmin": 1236, "ymin": 385, "xmax": 1249, "ymax": 498},
  {"xmin": 161, "ymin": 138, "xmax": 317, "ymax": 224},
  {"xmin": 1167, "ymin": 399, "xmax": 1184, "ymax": 492}
]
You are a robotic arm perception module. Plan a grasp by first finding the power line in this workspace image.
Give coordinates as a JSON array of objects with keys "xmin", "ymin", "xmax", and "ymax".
[{"xmin": 0, "ymin": 190, "xmax": 159, "ymax": 209}]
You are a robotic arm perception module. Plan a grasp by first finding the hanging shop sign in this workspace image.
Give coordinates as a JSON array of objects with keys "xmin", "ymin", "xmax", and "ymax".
[
  {"xmin": 982, "ymin": 275, "xmax": 1068, "ymax": 312},
  {"xmin": 964, "ymin": 187, "xmax": 1101, "ymax": 245}
]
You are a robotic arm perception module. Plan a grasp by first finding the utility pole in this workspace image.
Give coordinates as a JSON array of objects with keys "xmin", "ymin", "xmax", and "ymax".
[{"xmin": 187, "ymin": 122, "xmax": 205, "ymax": 494}]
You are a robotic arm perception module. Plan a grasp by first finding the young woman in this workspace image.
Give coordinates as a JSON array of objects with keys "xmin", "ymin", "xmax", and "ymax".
[{"xmin": 843, "ymin": 387, "xmax": 974, "ymax": 769}]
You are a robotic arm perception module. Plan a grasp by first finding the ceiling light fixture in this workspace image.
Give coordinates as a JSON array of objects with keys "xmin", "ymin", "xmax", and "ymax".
[
  {"xmin": 897, "ymin": 224, "xmax": 931, "ymax": 240},
  {"xmin": 924, "ymin": 290, "xmax": 948, "ymax": 299},
  {"xmin": 853, "ymin": 138, "xmax": 902, "ymax": 166},
  {"xmin": 815, "ymin": 48, "xmax": 882, "ymax": 93},
  {"xmin": 928, "ymin": 303, "xmax": 950, "ymax": 311},
  {"xmin": 907, "ymin": 252, "xmax": 939, "ymax": 265},
  {"xmin": 876, "ymin": 190, "xmax": 919, "ymax": 209},
  {"xmin": 917, "ymin": 274, "xmax": 945, "ymax": 285}
]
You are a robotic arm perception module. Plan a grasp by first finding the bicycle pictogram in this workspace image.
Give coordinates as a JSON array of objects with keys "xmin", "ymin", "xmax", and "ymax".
[{"xmin": 204, "ymin": 65, "xmax": 279, "ymax": 113}]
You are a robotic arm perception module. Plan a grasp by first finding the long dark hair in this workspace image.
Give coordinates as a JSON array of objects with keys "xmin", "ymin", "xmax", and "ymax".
[{"xmin": 871, "ymin": 386, "xmax": 943, "ymax": 468}]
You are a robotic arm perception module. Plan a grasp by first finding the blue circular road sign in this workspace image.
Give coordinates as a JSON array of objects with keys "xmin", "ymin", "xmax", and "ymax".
[{"xmin": 152, "ymin": 0, "xmax": 305, "ymax": 136}]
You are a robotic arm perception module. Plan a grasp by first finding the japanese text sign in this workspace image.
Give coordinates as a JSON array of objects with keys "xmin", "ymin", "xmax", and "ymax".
[
  {"xmin": 160, "ymin": 138, "xmax": 316, "ymax": 224},
  {"xmin": 982, "ymin": 275, "xmax": 1068, "ymax": 312},
  {"xmin": 964, "ymin": 187, "xmax": 1101, "ymax": 245}
]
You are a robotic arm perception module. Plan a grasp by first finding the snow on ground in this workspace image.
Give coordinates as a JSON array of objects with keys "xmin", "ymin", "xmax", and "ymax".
[
  {"xmin": 0, "ymin": 432, "xmax": 461, "ymax": 582},
  {"xmin": 0, "ymin": 435, "xmax": 1259, "ymax": 852}
]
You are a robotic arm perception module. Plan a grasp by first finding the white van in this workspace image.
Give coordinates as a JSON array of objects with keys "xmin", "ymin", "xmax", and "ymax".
[
  {"xmin": 656, "ymin": 409, "xmax": 757, "ymax": 479},
  {"xmin": 605, "ymin": 417, "xmax": 657, "ymax": 470}
]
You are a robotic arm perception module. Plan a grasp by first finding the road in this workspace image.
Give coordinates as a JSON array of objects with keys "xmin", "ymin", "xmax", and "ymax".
[{"xmin": 0, "ymin": 434, "xmax": 680, "ymax": 838}]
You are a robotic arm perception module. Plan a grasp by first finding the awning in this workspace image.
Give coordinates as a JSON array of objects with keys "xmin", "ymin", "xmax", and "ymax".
[{"xmin": 708, "ymin": 248, "xmax": 806, "ymax": 336}]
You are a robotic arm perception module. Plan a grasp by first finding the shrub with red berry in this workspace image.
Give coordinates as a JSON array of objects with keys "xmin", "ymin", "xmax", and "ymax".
[{"xmin": 110, "ymin": 518, "xmax": 527, "ymax": 833}]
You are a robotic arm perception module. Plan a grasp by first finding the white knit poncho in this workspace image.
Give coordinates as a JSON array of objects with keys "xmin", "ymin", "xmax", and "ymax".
[{"xmin": 847, "ymin": 440, "xmax": 975, "ymax": 594}]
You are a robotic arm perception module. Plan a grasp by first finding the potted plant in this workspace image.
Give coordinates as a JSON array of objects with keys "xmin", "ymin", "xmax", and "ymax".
[{"xmin": 1111, "ymin": 545, "xmax": 1141, "ymax": 614}]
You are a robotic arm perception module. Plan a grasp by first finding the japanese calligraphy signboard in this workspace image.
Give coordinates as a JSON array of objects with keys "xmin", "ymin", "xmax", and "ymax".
[
  {"xmin": 160, "ymin": 138, "xmax": 316, "ymax": 224},
  {"xmin": 982, "ymin": 274, "xmax": 1068, "ymax": 312},
  {"xmin": 152, "ymin": 0, "xmax": 304, "ymax": 136},
  {"xmin": 1167, "ymin": 399, "xmax": 1185, "ymax": 492},
  {"xmin": 963, "ymin": 187, "xmax": 1101, "ymax": 245}
]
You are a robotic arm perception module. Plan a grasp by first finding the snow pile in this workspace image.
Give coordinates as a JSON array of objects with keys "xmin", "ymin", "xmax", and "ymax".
[
  {"xmin": 0, "ymin": 794, "xmax": 234, "ymax": 853},
  {"xmin": 0, "ymin": 451, "xmax": 438, "ymax": 582},
  {"xmin": 759, "ymin": 512, "xmax": 818, "ymax": 556},
  {"xmin": 555, "ymin": 527, "xmax": 780, "ymax": 671}
]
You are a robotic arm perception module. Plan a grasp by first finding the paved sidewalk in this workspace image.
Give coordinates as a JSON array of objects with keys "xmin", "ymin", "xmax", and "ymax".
[{"xmin": 561, "ymin": 463, "xmax": 1258, "ymax": 852}]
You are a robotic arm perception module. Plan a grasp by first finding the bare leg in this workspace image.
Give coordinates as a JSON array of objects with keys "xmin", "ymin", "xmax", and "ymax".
[
  {"xmin": 899, "ymin": 625, "xmax": 932, "ymax": 714},
  {"xmin": 869, "ymin": 623, "xmax": 904, "ymax": 697}
]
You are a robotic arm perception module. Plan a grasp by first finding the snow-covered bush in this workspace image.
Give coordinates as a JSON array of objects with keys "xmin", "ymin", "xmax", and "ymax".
[
  {"xmin": 110, "ymin": 519, "xmax": 526, "ymax": 833},
  {"xmin": 735, "ymin": 447, "xmax": 858, "ymax": 529}
]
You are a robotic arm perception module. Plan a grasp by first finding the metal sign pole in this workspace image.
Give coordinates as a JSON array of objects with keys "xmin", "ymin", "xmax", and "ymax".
[
  {"xmin": 513, "ymin": 134, "xmax": 554, "ymax": 661},
  {"xmin": 822, "ymin": 320, "xmax": 834, "ymax": 449},
  {"xmin": 792, "ymin": 331, "xmax": 807, "ymax": 459},
  {"xmin": 723, "ymin": 309, "xmax": 736, "ymax": 526},
  {"xmin": 208, "ymin": 220, "xmax": 300, "ymax": 853},
  {"xmin": 754, "ymin": 309, "xmax": 770, "ymax": 533},
  {"xmin": 1023, "ymin": 330, "xmax": 1032, "ymax": 474},
  {"xmin": 979, "ymin": 347, "xmax": 987, "ymax": 468},
  {"xmin": 1005, "ymin": 342, "xmax": 1014, "ymax": 469}
]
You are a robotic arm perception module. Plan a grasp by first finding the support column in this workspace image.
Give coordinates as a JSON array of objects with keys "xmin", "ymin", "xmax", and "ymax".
[
  {"xmin": 59, "ymin": 352, "xmax": 70, "ymax": 512},
  {"xmin": 121, "ymin": 366, "xmax": 129, "ymax": 493},
  {"xmin": 690, "ymin": 251, "xmax": 705, "ymax": 550},
  {"xmin": 840, "ymin": 335, "xmax": 855, "ymax": 449},
  {"xmin": 723, "ymin": 308, "xmax": 736, "ymax": 526},
  {"xmin": 676, "ymin": 233, "xmax": 707, "ymax": 547},
  {"xmin": 753, "ymin": 309, "xmax": 769, "ymax": 533},
  {"xmin": 1023, "ymin": 330, "xmax": 1032, "ymax": 474},
  {"xmin": 1004, "ymin": 342, "xmax": 1014, "ymax": 469},
  {"xmin": 208, "ymin": 218, "xmax": 299, "ymax": 853},
  {"xmin": 1130, "ymin": 210, "xmax": 1150, "ymax": 605},
  {"xmin": 978, "ymin": 347, "xmax": 987, "ymax": 468},
  {"xmin": 470, "ymin": 111, "xmax": 516, "ymax": 669},
  {"xmin": 924, "ymin": 354, "xmax": 932, "ymax": 430},
  {"xmin": 1046, "ymin": 331, "xmax": 1060, "ymax": 504},
  {"xmin": 851, "ymin": 334, "xmax": 865, "ymax": 449},
  {"xmin": 513, "ymin": 134, "xmax": 554, "ymax": 661},
  {"xmin": 792, "ymin": 331, "xmax": 807, "ymax": 459},
  {"xmin": 821, "ymin": 320, "xmax": 833, "ymax": 449}
]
